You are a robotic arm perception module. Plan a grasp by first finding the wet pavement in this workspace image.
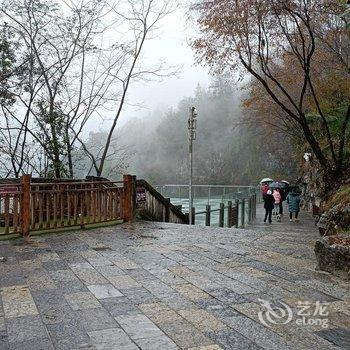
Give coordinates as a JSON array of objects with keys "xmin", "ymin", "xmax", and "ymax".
[{"xmin": 0, "ymin": 205, "xmax": 349, "ymax": 349}]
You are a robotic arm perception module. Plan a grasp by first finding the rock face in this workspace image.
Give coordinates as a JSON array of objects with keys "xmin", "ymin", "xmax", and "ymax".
[{"xmin": 315, "ymin": 235, "xmax": 350, "ymax": 279}]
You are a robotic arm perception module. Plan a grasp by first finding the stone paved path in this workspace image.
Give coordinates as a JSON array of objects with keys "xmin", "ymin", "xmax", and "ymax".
[{"xmin": 0, "ymin": 204, "xmax": 349, "ymax": 350}]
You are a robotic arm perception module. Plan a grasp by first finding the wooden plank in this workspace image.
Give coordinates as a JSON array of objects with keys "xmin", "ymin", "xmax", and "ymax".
[
  {"xmin": 60, "ymin": 185, "xmax": 64, "ymax": 227},
  {"xmin": 46, "ymin": 193, "xmax": 50, "ymax": 229},
  {"xmin": 21, "ymin": 174, "xmax": 31, "ymax": 236},
  {"xmin": 53, "ymin": 187, "xmax": 58, "ymax": 228},
  {"xmin": 98, "ymin": 188, "xmax": 102, "ymax": 223},
  {"xmin": 92, "ymin": 187, "xmax": 96, "ymax": 223},
  {"xmin": 73, "ymin": 191, "xmax": 78, "ymax": 225},
  {"xmin": 85, "ymin": 187, "xmax": 90, "ymax": 224},
  {"xmin": 4, "ymin": 195, "xmax": 10, "ymax": 234},
  {"xmin": 67, "ymin": 192, "xmax": 71, "ymax": 226},
  {"xmin": 13, "ymin": 195, "xmax": 19, "ymax": 233},
  {"xmin": 38, "ymin": 192, "xmax": 43, "ymax": 229},
  {"xmin": 80, "ymin": 192, "xmax": 85, "ymax": 228}
]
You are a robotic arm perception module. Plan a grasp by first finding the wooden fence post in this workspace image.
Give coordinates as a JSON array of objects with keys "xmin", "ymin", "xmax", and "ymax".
[
  {"xmin": 235, "ymin": 199, "xmax": 239, "ymax": 228},
  {"xmin": 205, "ymin": 205, "xmax": 211, "ymax": 226},
  {"xmin": 219, "ymin": 202, "xmax": 224, "ymax": 227},
  {"xmin": 191, "ymin": 207, "xmax": 195, "ymax": 225},
  {"xmin": 21, "ymin": 174, "xmax": 31, "ymax": 237},
  {"xmin": 227, "ymin": 201, "xmax": 232, "ymax": 227},
  {"xmin": 241, "ymin": 199, "xmax": 245, "ymax": 227},
  {"xmin": 123, "ymin": 175, "xmax": 136, "ymax": 222},
  {"xmin": 165, "ymin": 198, "xmax": 170, "ymax": 222}
]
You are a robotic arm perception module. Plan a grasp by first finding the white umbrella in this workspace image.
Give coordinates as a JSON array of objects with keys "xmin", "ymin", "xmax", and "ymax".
[{"xmin": 260, "ymin": 178, "xmax": 274, "ymax": 183}]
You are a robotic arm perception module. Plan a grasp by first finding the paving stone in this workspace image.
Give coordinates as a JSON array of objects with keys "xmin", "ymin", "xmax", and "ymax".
[
  {"xmin": 150, "ymin": 309, "xmax": 183, "ymax": 325},
  {"xmin": 96, "ymin": 265, "xmax": 126, "ymax": 277},
  {"xmin": 178, "ymin": 309, "xmax": 227, "ymax": 332},
  {"xmin": 107, "ymin": 275, "xmax": 141, "ymax": 289},
  {"xmin": 88, "ymin": 328, "xmax": 138, "ymax": 350},
  {"xmin": 26, "ymin": 272, "xmax": 56, "ymax": 291},
  {"xmin": 49, "ymin": 269, "xmax": 79, "ymax": 282},
  {"xmin": 69, "ymin": 262, "xmax": 94, "ymax": 270},
  {"xmin": 42, "ymin": 260, "xmax": 68, "ymax": 271},
  {"xmin": 111, "ymin": 256, "xmax": 139, "ymax": 269},
  {"xmin": 75, "ymin": 307, "xmax": 118, "ymax": 331},
  {"xmin": 116, "ymin": 314, "xmax": 164, "ymax": 340},
  {"xmin": 173, "ymin": 283, "xmax": 212, "ymax": 302},
  {"xmin": 0, "ymin": 213, "xmax": 349, "ymax": 350},
  {"xmin": 37, "ymin": 252, "xmax": 61, "ymax": 262},
  {"xmin": 206, "ymin": 329, "xmax": 262, "ymax": 350},
  {"xmin": 47, "ymin": 320, "xmax": 91, "ymax": 350},
  {"xmin": 0, "ymin": 330, "xmax": 8, "ymax": 350},
  {"xmin": 8, "ymin": 338, "xmax": 54, "ymax": 350},
  {"xmin": 120, "ymin": 287, "xmax": 159, "ymax": 305},
  {"xmin": 207, "ymin": 288, "xmax": 249, "ymax": 304},
  {"xmin": 126, "ymin": 268, "xmax": 160, "ymax": 282},
  {"xmin": 101, "ymin": 296, "xmax": 139, "ymax": 316},
  {"xmin": 134, "ymin": 335, "xmax": 179, "ymax": 349},
  {"xmin": 71, "ymin": 267, "xmax": 108, "ymax": 285},
  {"xmin": 1, "ymin": 285, "xmax": 38, "ymax": 318},
  {"xmin": 187, "ymin": 346, "xmax": 223, "ymax": 350},
  {"xmin": 40, "ymin": 303, "xmax": 77, "ymax": 325},
  {"xmin": 31, "ymin": 289, "xmax": 67, "ymax": 308},
  {"xmin": 315, "ymin": 328, "xmax": 350, "ymax": 349},
  {"xmin": 161, "ymin": 319, "xmax": 214, "ymax": 349},
  {"xmin": 138, "ymin": 302, "xmax": 170, "ymax": 316},
  {"xmin": 87, "ymin": 284, "xmax": 123, "ymax": 299},
  {"xmin": 6, "ymin": 315, "xmax": 48, "ymax": 343},
  {"xmin": 64, "ymin": 291, "xmax": 101, "ymax": 310},
  {"xmin": 161, "ymin": 292, "xmax": 197, "ymax": 310},
  {"xmin": 223, "ymin": 315, "xmax": 294, "ymax": 350}
]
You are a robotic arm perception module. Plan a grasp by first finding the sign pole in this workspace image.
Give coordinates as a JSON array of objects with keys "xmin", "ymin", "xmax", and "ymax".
[{"xmin": 188, "ymin": 107, "xmax": 197, "ymax": 225}]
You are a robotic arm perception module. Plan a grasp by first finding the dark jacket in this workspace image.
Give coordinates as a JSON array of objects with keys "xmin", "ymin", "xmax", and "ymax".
[
  {"xmin": 263, "ymin": 193, "xmax": 275, "ymax": 210},
  {"xmin": 286, "ymin": 192, "xmax": 301, "ymax": 212}
]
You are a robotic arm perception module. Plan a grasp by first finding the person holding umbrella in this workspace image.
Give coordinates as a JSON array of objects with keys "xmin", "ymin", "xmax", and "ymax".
[
  {"xmin": 263, "ymin": 190, "xmax": 275, "ymax": 223},
  {"xmin": 286, "ymin": 186, "xmax": 301, "ymax": 222}
]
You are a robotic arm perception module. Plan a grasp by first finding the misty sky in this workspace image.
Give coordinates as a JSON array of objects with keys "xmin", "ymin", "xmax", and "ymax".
[{"xmin": 86, "ymin": 2, "xmax": 211, "ymax": 131}]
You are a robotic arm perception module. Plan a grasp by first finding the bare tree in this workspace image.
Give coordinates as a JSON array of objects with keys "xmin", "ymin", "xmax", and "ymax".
[{"xmin": 1, "ymin": 0, "xmax": 177, "ymax": 178}]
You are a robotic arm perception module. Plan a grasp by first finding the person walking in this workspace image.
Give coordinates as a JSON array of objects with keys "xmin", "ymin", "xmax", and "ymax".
[
  {"xmin": 263, "ymin": 190, "xmax": 275, "ymax": 223},
  {"xmin": 272, "ymin": 188, "xmax": 281, "ymax": 215},
  {"xmin": 261, "ymin": 183, "xmax": 269, "ymax": 199},
  {"xmin": 286, "ymin": 189, "xmax": 301, "ymax": 222}
]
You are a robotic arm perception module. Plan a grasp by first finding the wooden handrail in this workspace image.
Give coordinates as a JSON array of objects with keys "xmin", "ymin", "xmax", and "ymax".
[{"xmin": 137, "ymin": 179, "xmax": 188, "ymax": 224}]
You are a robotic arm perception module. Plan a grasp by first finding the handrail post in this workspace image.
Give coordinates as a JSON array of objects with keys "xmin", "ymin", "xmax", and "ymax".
[
  {"xmin": 235, "ymin": 199, "xmax": 239, "ymax": 228},
  {"xmin": 227, "ymin": 201, "xmax": 232, "ymax": 227},
  {"xmin": 248, "ymin": 197, "xmax": 252, "ymax": 223},
  {"xmin": 123, "ymin": 174, "xmax": 136, "ymax": 222},
  {"xmin": 241, "ymin": 199, "xmax": 245, "ymax": 227},
  {"xmin": 21, "ymin": 174, "xmax": 31, "ymax": 237},
  {"xmin": 165, "ymin": 198, "xmax": 170, "ymax": 222},
  {"xmin": 219, "ymin": 202, "xmax": 224, "ymax": 227},
  {"xmin": 205, "ymin": 204, "xmax": 211, "ymax": 226},
  {"xmin": 191, "ymin": 207, "xmax": 195, "ymax": 225}
]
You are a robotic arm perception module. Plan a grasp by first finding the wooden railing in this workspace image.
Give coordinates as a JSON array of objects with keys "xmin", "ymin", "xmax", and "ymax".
[
  {"xmin": 136, "ymin": 179, "xmax": 188, "ymax": 224},
  {"xmin": 0, "ymin": 183, "xmax": 22, "ymax": 234},
  {"xmin": 29, "ymin": 180, "xmax": 123, "ymax": 231},
  {"xmin": 0, "ymin": 175, "xmax": 126, "ymax": 236}
]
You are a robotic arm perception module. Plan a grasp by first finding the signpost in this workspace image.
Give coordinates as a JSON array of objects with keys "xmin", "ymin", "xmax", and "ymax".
[
  {"xmin": 136, "ymin": 187, "xmax": 146, "ymax": 203},
  {"xmin": 188, "ymin": 107, "xmax": 197, "ymax": 225}
]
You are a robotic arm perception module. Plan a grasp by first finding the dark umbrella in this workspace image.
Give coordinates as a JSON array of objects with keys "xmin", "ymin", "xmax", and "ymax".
[{"xmin": 269, "ymin": 181, "xmax": 287, "ymax": 189}]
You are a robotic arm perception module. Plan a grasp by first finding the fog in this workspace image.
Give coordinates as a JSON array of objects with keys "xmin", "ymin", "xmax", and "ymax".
[{"xmin": 84, "ymin": 3, "xmax": 211, "ymax": 132}]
